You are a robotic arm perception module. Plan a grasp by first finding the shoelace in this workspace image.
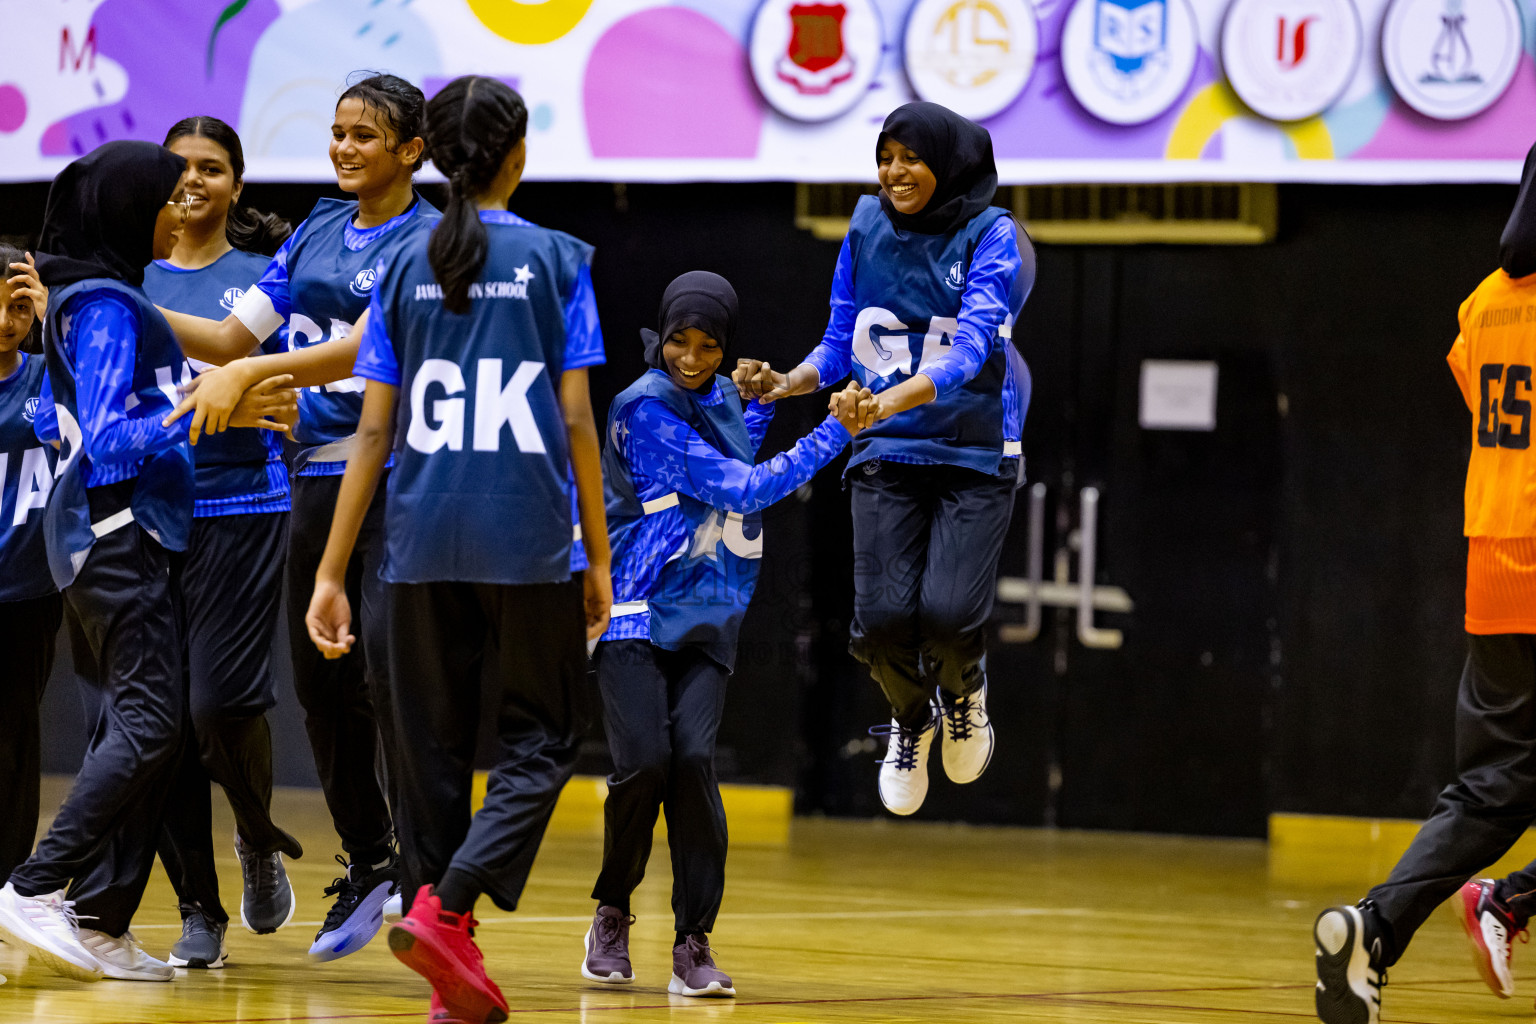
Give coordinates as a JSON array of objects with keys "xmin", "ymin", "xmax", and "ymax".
[
  {"xmin": 869, "ymin": 723, "xmax": 925, "ymax": 771},
  {"xmin": 239, "ymin": 843, "xmax": 280, "ymax": 904},
  {"xmin": 594, "ymin": 913, "xmax": 633, "ymax": 955},
  {"xmin": 943, "ymin": 699, "xmax": 975, "ymax": 742},
  {"xmin": 320, "ymin": 855, "xmax": 366, "ymax": 931},
  {"xmin": 29, "ymin": 894, "xmax": 91, "ymax": 933},
  {"xmin": 682, "ymin": 934, "xmax": 716, "ymax": 968}
]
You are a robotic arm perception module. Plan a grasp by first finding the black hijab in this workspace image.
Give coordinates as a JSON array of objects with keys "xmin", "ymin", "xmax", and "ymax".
[
  {"xmin": 641, "ymin": 271, "xmax": 740, "ymax": 371},
  {"xmin": 876, "ymin": 102, "xmax": 998, "ymax": 236},
  {"xmin": 1501, "ymin": 141, "xmax": 1536, "ymax": 278},
  {"xmin": 36, "ymin": 140, "xmax": 186, "ymax": 290}
]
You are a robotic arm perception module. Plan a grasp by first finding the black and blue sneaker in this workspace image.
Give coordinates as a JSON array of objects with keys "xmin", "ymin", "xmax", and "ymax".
[
  {"xmin": 308, "ymin": 854, "xmax": 399, "ymax": 962},
  {"xmin": 1314, "ymin": 903, "xmax": 1386, "ymax": 1024}
]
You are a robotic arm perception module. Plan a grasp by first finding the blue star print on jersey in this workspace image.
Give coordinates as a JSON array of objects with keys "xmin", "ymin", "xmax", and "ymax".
[
  {"xmin": 802, "ymin": 195, "xmax": 1034, "ymax": 476},
  {"xmin": 144, "ymin": 249, "xmax": 290, "ymax": 517},
  {"xmin": 601, "ymin": 369, "xmax": 850, "ymax": 670},
  {"xmin": 0, "ymin": 353, "xmax": 57, "ymax": 601},
  {"xmin": 41, "ymin": 280, "xmax": 193, "ymax": 586},
  {"xmin": 353, "ymin": 208, "xmax": 600, "ymax": 585},
  {"xmin": 235, "ymin": 195, "xmax": 438, "ymax": 476}
]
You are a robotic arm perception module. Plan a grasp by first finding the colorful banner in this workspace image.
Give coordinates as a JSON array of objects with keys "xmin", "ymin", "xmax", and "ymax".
[{"xmin": 2, "ymin": 0, "xmax": 1533, "ymax": 185}]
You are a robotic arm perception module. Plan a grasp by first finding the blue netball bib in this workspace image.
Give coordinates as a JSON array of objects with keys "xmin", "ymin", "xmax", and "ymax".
[{"xmin": 0, "ymin": 353, "xmax": 57, "ymax": 600}]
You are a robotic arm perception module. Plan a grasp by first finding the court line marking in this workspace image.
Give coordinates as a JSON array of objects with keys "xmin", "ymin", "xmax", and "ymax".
[{"xmin": 116, "ymin": 979, "xmax": 1484, "ymax": 1024}]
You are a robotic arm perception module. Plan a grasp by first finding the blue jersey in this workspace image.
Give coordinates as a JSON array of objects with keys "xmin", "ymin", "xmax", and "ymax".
[
  {"xmin": 41, "ymin": 280, "xmax": 193, "ymax": 587},
  {"xmin": 804, "ymin": 196, "xmax": 1033, "ymax": 475},
  {"xmin": 0, "ymin": 353, "xmax": 57, "ymax": 601},
  {"xmin": 144, "ymin": 250, "xmax": 290, "ymax": 517},
  {"xmin": 601, "ymin": 370, "xmax": 851, "ymax": 670},
  {"xmin": 233, "ymin": 195, "xmax": 438, "ymax": 476},
  {"xmin": 354, "ymin": 209, "xmax": 602, "ymax": 585}
]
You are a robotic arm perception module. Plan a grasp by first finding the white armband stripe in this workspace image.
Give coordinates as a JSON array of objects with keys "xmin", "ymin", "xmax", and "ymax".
[{"xmin": 232, "ymin": 286, "xmax": 284, "ymax": 343}]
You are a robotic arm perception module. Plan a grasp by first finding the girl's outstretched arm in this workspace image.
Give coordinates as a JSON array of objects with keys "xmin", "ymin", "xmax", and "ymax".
[
  {"xmin": 561, "ymin": 367, "xmax": 611, "ymax": 641},
  {"xmin": 306, "ymin": 377, "xmax": 395, "ymax": 659}
]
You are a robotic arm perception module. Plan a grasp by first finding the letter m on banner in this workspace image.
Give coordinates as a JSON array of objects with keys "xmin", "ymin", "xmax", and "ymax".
[{"xmin": 60, "ymin": 26, "xmax": 99, "ymax": 72}]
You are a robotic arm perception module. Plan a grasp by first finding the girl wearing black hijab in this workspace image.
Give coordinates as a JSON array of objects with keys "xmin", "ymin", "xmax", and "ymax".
[
  {"xmin": 581, "ymin": 272, "xmax": 866, "ymax": 997},
  {"xmin": 734, "ymin": 101, "xmax": 1036, "ymax": 817},
  {"xmin": 1313, "ymin": 141, "xmax": 1536, "ymax": 1024},
  {"xmin": 0, "ymin": 140, "xmax": 200, "ymax": 983}
]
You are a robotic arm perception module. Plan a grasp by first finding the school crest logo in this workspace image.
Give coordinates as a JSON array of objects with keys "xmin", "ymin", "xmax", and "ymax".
[
  {"xmin": 1061, "ymin": 0, "xmax": 1200, "ymax": 124},
  {"xmin": 946, "ymin": 261, "xmax": 966, "ymax": 289},
  {"xmin": 349, "ymin": 268, "xmax": 378, "ymax": 297},
  {"xmin": 23, "ymin": 396, "xmax": 39, "ymax": 423},
  {"xmin": 750, "ymin": 0, "xmax": 883, "ymax": 121},
  {"xmin": 1220, "ymin": 0, "xmax": 1363, "ymax": 121},
  {"xmin": 220, "ymin": 287, "xmax": 244, "ymax": 313},
  {"xmin": 1381, "ymin": 0, "xmax": 1522, "ymax": 120},
  {"xmin": 903, "ymin": 0, "xmax": 1038, "ymax": 121}
]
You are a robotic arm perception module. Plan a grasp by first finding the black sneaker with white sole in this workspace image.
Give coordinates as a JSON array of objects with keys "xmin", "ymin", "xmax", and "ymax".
[
  {"xmin": 168, "ymin": 904, "xmax": 228, "ymax": 969},
  {"xmin": 234, "ymin": 832, "xmax": 296, "ymax": 934},
  {"xmin": 1314, "ymin": 903, "xmax": 1386, "ymax": 1024}
]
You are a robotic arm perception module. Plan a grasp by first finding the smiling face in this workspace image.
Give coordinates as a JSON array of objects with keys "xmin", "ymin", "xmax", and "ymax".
[
  {"xmin": 877, "ymin": 139, "xmax": 938, "ymax": 216},
  {"xmin": 662, "ymin": 326, "xmax": 723, "ymax": 391},
  {"xmin": 0, "ymin": 277, "xmax": 35, "ymax": 356},
  {"xmin": 168, "ymin": 135, "xmax": 240, "ymax": 237},
  {"xmin": 331, "ymin": 98, "xmax": 416, "ymax": 199},
  {"xmin": 152, "ymin": 183, "xmax": 189, "ymax": 261}
]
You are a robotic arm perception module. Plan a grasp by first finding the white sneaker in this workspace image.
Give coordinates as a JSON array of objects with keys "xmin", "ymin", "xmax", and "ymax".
[
  {"xmin": 0, "ymin": 882, "xmax": 103, "ymax": 981},
  {"xmin": 78, "ymin": 930, "xmax": 174, "ymax": 981},
  {"xmin": 939, "ymin": 682, "xmax": 995, "ymax": 784},
  {"xmin": 873, "ymin": 715, "xmax": 937, "ymax": 816},
  {"xmin": 382, "ymin": 887, "xmax": 403, "ymax": 923}
]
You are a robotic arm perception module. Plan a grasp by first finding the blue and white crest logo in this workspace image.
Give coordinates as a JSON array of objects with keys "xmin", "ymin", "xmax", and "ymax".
[
  {"xmin": 349, "ymin": 268, "xmax": 378, "ymax": 297},
  {"xmin": 220, "ymin": 287, "xmax": 244, "ymax": 313},
  {"xmin": 23, "ymin": 397, "xmax": 39, "ymax": 423},
  {"xmin": 946, "ymin": 261, "xmax": 966, "ymax": 289},
  {"xmin": 1062, "ymin": 0, "xmax": 1199, "ymax": 124}
]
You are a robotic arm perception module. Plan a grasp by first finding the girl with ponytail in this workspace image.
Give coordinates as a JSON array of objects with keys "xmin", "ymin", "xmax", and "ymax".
[
  {"xmin": 139, "ymin": 116, "xmax": 300, "ymax": 968},
  {"xmin": 157, "ymin": 72, "xmax": 439, "ymax": 962},
  {"xmin": 303, "ymin": 75, "xmax": 610, "ymax": 1024}
]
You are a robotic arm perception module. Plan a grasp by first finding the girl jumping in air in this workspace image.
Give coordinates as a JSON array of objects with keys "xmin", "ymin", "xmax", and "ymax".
[
  {"xmin": 580, "ymin": 271, "xmax": 866, "ymax": 997},
  {"xmin": 160, "ymin": 73, "xmax": 438, "ymax": 960},
  {"xmin": 303, "ymin": 75, "xmax": 610, "ymax": 1024},
  {"xmin": 735, "ymin": 101, "xmax": 1035, "ymax": 817}
]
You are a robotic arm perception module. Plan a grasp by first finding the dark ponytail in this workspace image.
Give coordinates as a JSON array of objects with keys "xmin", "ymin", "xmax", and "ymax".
[
  {"xmin": 163, "ymin": 116, "xmax": 293, "ymax": 257},
  {"xmin": 424, "ymin": 76, "xmax": 527, "ymax": 315},
  {"xmin": 338, "ymin": 72, "xmax": 428, "ymax": 173}
]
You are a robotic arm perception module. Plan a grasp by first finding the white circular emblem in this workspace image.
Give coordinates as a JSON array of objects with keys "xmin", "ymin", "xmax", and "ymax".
[
  {"xmin": 902, "ymin": 0, "xmax": 1039, "ymax": 121},
  {"xmin": 1382, "ymin": 0, "xmax": 1522, "ymax": 121},
  {"xmin": 23, "ymin": 396, "xmax": 39, "ymax": 423},
  {"xmin": 351, "ymin": 268, "xmax": 377, "ymax": 295},
  {"xmin": 750, "ymin": 0, "xmax": 885, "ymax": 122},
  {"xmin": 1061, "ymin": 0, "xmax": 1201, "ymax": 125},
  {"xmin": 946, "ymin": 260, "xmax": 966, "ymax": 288},
  {"xmin": 220, "ymin": 286, "xmax": 244, "ymax": 313},
  {"xmin": 1221, "ymin": 0, "xmax": 1363, "ymax": 121}
]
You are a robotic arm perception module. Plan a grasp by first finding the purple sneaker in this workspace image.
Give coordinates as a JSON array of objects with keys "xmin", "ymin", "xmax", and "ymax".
[
  {"xmin": 668, "ymin": 934, "xmax": 735, "ymax": 998},
  {"xmin": 581, "ymin": 906, "xmax": 634, "ymax": 985}
]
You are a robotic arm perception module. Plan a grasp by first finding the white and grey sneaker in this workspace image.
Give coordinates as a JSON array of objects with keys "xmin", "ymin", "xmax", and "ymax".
[
  {"xmin": 167, "ymin": 905, "xmax": 228, "ymax": 969},
  {"xmin": 939, "ymin": 682, "xmax": 994, "ymax": 784},
  {"xmin": 79, "ymin": 929, "xmax": 174, "ymax": 981},
  {"xmin": 1314, "ymin": 904, "xmax": 1386, "ymax": 1024},
  {"xmin": 871, "ymin": 714, "xmax": 938, "ymax": 816},
  {"xmin": 0, "ymin": 882, "xmax": 102, "ymax": 981}
]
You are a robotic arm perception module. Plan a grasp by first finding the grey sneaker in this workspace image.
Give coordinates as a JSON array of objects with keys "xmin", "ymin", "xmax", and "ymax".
[
  {"xmin": 1314, "ymin": 903, "xmax": 1386, "ymax": 1024},
  {"xmin": 668, "ymin": 934, "xmax": 734, "ymax": 998},
  {"xmin": 581, "ymin": 905, "xmax": 634, "ymax": 985},
  {"xmin": 234, "ymin": 832, "xmax": 295, "ymax": 934},
  {"xmin": 168, "ymin": 905, "xmax": 228, "ymax": 969}
]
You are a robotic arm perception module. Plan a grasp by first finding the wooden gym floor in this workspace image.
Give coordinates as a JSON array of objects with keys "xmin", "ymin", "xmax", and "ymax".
[{"xmin": 0, "ymin": 779, "xmax": 1525, "ymax": 1023}]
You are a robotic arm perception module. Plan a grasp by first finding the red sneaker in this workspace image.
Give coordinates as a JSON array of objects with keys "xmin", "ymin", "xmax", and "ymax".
[
  {"xmin": 430, "ymin": 988, "xmax": 469, "ymax": 1024},
  {"xmin": 388, "ymin": 886, "xmax": 508, "ymax": 1024},
  {"xmin": 1457, "ymin": 878, "xmax": 1526, "ymax": 999}
]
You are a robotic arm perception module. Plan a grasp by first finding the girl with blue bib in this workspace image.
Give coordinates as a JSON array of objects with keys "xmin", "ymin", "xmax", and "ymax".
[
  {"xmin": 0, "ymin": 141, "xmax": 193, "ymax": 984},
  {"xmin": 735, "ymin": 102, "xmax": 1035, "ymax": 817},
  {"xmin": 580, "ymin": 272, "xmax": 865, "ymax": 999},
  {"xmin": 304, "ymin": 76, "xmax": 609, "ymax": 1024},
  {"xmin": 0, "ymin": 246, "xmax": 57, "ymax": 895},
  {"xmin": 143, "ymin": 116, "xmax": 299, "ymax": 966},
  {"xmin": 161, "ymin": 74, "xmax": 437, "ymax": 959}
]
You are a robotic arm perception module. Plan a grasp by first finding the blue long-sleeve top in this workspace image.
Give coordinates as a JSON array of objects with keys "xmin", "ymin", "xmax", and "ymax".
[{"xmin": 59, "ymin": 289, "xmax": 191, "ymax": 487}]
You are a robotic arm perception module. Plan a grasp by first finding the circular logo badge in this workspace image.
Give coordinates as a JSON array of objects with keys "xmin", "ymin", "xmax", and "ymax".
[
  {"xmin": 902, "ymin": 0, "xmax": 1038, "ymax": 121},
  {"xmin": 220, "ymin": 286, "xmax": 244, "ymax": 313},
  {"xmin": 1221, "ymin": 0, "xmax": 1363, "ymax": 121},
  {"xmin": 1382, "ymin": 0, "xmax": 1522, "ymax": 120},
  {"xmin": 1061, "ymin": 0, "xmax": 1201, "ymax": 125},
  {"xmin": 23, "ymin": 396, "xmax": 39, "ymax": 423},
  {"xmin": 349, "ymin": 268, "xmax": 378, "ymax": 297},
  {"xmin": 750, "ymin": 0, "xmax": 884, "ymax": 122}
]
